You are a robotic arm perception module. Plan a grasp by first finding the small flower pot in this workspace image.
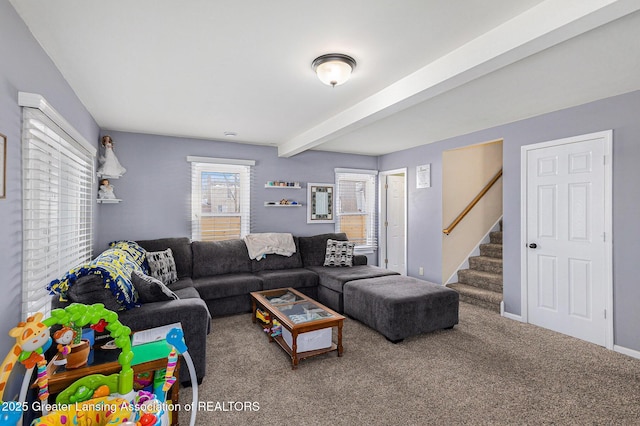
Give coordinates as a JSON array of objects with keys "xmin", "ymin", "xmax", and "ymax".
[{"xmin": 65, "ymin": 339, "xmax": 91, "ymax": 369}]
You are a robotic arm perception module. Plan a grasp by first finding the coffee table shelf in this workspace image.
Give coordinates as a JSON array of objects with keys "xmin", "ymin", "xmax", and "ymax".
[
  {"xmin": 250, "ymin": 287, "xmax": 345, "ymax": 369},
  {"xmin": 272, "ymin": 335, "xmax": 338, "ymax": 361}
]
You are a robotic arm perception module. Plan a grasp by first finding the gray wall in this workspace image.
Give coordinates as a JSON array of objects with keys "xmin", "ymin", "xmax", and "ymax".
[
  {"xmin": 94, "ymin": 131, "xmax": 378, "ymax": 253},
  {"xmin": 379, "ymin": 89, "xmax": 640, "ymax": 351},
  {"xmin": 0, "ymin": 0, "xmax": 99, "ymax": 373}
]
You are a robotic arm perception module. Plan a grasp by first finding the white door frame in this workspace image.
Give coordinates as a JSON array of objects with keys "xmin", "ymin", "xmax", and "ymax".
[
  {"xmin": 379, "ymin": 168, "xmax": 408, "ymax": 275},
  {"xmin": 520, "ymin": 130, "xmax": 613, "ymax": 349}
]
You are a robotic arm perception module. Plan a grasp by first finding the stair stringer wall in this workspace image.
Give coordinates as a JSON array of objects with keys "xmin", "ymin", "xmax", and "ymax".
[{"xmin": 445, "ymin": 216, "xmax": 503, "ymax": 285}]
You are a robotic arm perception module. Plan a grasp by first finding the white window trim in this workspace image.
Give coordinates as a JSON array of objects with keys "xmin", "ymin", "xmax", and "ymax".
[
  {"xmin": 188, "ymin": 156, "xmax": 253, "ymax": 241},
  {"xmin": 19, "ymin": 92, "xmax": 96, "ymax": 157},
  {"xmin": 335, "ymin": 168, "xmax": 378, "ymax": 250}
]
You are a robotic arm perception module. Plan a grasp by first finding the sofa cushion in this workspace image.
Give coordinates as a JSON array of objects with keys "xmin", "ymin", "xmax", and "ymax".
[
  {"xmin": 324, "ymin": 239, "xmax": 355, "ymax": 267},
  {"xmin": 251, "ymin": 237, "xmax": 303, "ymax": 272},
  {"xmin": 136, "ymin": 237, "xmax": 193, "ymax": 279},
  {"xmin": 115, "ymin": 296, "xmax": 211, "ymax": 382},
  {"xmin": 352, "ymin": 255, "xmax": 368, "ymax": 266},
  {"xmin": 192, "ymin": 240, "xmax": 252, "ymax": 278},
  {"xmin": 173, "ymin": 286, "xmax": 201, "ymax": 299},
  {"xmin": 167, "ymin": 277, "xmax": 194, "ymax": 292},
  {"xmin": 131, "ymin": 270, "xmax": 178, "ymax": 303},
  {"xmin": 192, "ymin": 273, "xmax": 263, "ymax": 299},
  {"xmin": 66, "ymin": 275, "xmax": 123, "ymax": 312},
  {"xmin": 256, "ymin": 268, "xmax": 319, "ymax": 290},
  {"xmin": 146, "ymin": 248, "xmax": 178, "ymax": 285},
  {"xmin": 298, "ymin": 233, "xmax": 348, "ymax": 267},
  {"xmin": 306, "ymin": 265, "xmax": 400, "ymax": 293}
]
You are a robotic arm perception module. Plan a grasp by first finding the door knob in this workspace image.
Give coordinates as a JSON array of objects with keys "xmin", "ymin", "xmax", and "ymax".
[{"xmin": 528, "ymin": 243, "xmax": 537, "ymax": 249}]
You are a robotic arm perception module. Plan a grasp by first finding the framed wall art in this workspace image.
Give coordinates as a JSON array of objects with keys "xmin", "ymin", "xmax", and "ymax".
[{"xmin": 307, "ymin": 183, "xmax": 334, "ymax": 224}]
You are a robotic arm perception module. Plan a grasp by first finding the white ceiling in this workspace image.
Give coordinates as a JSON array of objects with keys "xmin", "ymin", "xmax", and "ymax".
[{"xmin": 9, "ymin": 0, "xmax": 640, "ymax": 157}]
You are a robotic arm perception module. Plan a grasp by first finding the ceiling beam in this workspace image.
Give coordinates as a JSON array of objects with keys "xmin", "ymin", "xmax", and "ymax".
[{"xmin": 278, "ymin": 0, "xmax": 640, "ymax": 157}]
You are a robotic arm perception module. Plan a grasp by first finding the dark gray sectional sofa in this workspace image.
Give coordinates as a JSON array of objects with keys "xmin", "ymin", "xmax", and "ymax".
[
  {"xmin": 169, "ymin": 232, "xmax": 397, "ymax": 317},
  {"xmin": 53, "ymin": 233, "xmax": 396, "ymax": 383},
  {"xmin": 53, "ymin": 232, "xmax": 459, "ymax": 383}
]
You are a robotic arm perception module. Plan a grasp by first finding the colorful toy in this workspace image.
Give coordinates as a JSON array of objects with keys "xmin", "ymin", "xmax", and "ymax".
[
  {"xmin": 264, "ymin": 319, "xmax": 282, "ymax": 337},
  {"xmin": 256, "ymin": 308, "xmax": 271, "ymax": 324},
  {"xmin": 0, "ymin": 312, "xmax": 52, "ymax": 420},
  {"xmin": 162, "ymin": 349, "xmax": 177, "ymax": 393},
  {"xmin": 31, "ymin": 396, "xmax": 152, "ymax": 426},
  {"xmin": 0, "ymin": 303, "xmax": 200, "ymax": 426},
  {"xmin": 52, "ymin": 326, "xmax": 75, "ymax": 366}
]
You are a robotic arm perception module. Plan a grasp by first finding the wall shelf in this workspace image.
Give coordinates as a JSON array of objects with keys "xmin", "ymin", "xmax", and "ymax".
[
  {"xmin": 265, "ymin": 184, "xmax": 301, "ymax": 189},
  {"xmin": 264, "ymin": 202, "xmax": 302, "ymax": 207},
  {"xmin": 97, "ymin": 199, "xmax": 122, "ymax": 204}
]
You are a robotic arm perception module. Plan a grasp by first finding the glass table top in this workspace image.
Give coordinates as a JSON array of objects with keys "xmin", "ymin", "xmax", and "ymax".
[
  {"xmin": 257, "ymin": 289, "xmax": 338, "ymax": 324},
  {"xmin": 277, "ymin": 301, "xmax": 334, "ymax": 324},
  {"xmin": 264, "ymin": 290, "xmax": 304, "ymax": 305}
]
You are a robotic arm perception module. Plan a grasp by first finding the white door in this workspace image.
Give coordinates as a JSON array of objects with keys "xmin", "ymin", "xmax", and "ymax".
[
  {"xmin": 524, "ymin": 131, "xmax": 611, "ymax": 347},
  {"xmin": 384, "ymin": 174, "xmax": 406, "ymax": 274}
]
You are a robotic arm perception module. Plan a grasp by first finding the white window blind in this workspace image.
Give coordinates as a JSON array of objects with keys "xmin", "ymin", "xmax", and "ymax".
[
  {"xmin": 188, "ymin": 157, "xmax": 254, "ymax": 241},
  {"xmin": 22, "ymin": 107, "xmax": 95, "ymax": 318},
  {"xmin": 335, "ymin": 168, "xmax": 378, "ymax": 249}
]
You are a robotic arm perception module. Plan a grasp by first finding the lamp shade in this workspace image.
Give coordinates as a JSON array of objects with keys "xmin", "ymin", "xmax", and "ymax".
[{"xmin": 312, "ymin": 54, "xmax": 356, "ymax": 87}]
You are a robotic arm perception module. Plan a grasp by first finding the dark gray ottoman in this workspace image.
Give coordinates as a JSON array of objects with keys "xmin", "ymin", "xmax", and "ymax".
[{"xmin": 343, "ymin": 276, "xmax": 459, "ymax": 342}]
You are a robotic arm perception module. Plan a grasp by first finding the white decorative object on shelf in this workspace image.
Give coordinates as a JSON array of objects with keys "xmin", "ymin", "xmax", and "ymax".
[
  {"xmin": 97, "ymin": 178, "xmax": 117, "ymax": 201},
  {"xmin": 264, "ymin": 202, "xmax": 303, "ymax": 207},
  {"xmin": 97, "ymin": 135, "xmax": 126, "ymax": 178},
  {"xmin": 265, "ymin": 181, "xmax": 301, "ymax": 189}
]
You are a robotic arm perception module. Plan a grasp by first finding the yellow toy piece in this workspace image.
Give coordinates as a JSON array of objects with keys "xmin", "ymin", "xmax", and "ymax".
[
  {"xmin": 0, "ymin": 313, "xmax": 50, "ymax": 401},
  {"xmin": 30, "ymin": 395, "xmax": 159, "ymax": 426}
]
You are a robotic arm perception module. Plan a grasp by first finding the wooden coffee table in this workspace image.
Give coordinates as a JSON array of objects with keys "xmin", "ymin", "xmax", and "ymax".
[{"xmin": 250, "ymin": 288, "xmax": 345, "ymax": 369}]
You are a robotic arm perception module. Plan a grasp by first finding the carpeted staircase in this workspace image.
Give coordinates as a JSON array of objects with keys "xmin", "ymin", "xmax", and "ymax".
[{"xmin": 447, "ymin": 228, "xmax": 503, "ymax": 312}]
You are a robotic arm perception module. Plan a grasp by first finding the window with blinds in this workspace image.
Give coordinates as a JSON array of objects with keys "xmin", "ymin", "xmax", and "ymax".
[
  {"xmin": 22, "ymin": 106, "xmax": 95, "ymax": 318},
  {"xmin": 335, "ymin": 168, "xmax": 378, "ymax": 249},
  {"xmin": 189, "ymin": 157, "xmax": 254, "ymax": 241}
]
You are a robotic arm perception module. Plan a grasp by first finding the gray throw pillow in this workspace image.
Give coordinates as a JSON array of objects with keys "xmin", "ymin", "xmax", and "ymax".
[
  {"xmin": 146, "ymin": 248, "xmax": 178, "ymax": 285},
  {"xmin": 131, "ymin": 270, "xmax": 178, "ymax": 303},
  {"xmin": 323, "ymin": 239, "xmax": 355, "ymax": 267},
  {"xmin": 67, "ymin": 275, "xmax": 124, "ymax": 312}
]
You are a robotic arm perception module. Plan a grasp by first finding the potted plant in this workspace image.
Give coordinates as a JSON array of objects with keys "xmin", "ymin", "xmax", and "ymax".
[{"xmin": 64, "ymin": 323, "xmax": 91, "ymax": 369}]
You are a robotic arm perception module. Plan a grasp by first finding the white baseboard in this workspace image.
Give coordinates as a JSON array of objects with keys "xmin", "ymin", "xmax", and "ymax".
[
  {"xmin": 502, "ymin": 312, "xmax": 523, "ymax": 322},
  {"xmin": 614, "ymin": 345, "xmax": 640, "ymax": 360},
  {"xmin": 500, "ymin": 301, "xmax": 523, "ymax": 322}
]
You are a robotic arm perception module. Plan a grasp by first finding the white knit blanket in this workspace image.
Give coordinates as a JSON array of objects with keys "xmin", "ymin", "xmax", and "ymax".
[{"xmin": 243, "ymin": 233, "xmax": 296, "ymax": 260}]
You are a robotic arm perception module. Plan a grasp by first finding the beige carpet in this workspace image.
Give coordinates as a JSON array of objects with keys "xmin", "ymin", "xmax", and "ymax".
[{"xmin": 177, "ymin": 302, "xmax": 640, "ymax": 425}]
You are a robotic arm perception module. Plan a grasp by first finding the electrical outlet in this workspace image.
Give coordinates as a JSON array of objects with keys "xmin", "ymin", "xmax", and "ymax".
[{"xmin": 418, "ymin": 267, "xmax": 424, "ymax": 276}]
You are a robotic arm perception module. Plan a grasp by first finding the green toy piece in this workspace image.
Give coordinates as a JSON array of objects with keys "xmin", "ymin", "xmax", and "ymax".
[
  {"xmin": 57, "ymin": 374, "xmax": 119, "ymax": 404},
  {"xmin": 43, "ymin": 303, "xmax": 134, "ymax": 397}
]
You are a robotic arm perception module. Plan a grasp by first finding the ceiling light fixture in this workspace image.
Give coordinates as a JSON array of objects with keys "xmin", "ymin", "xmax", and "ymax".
[
  {"xmin": 312, "ymin": 53, "xmax": 356, "ymax": 87},
  {"xmin": 224, "ymin": 131, "xmax": 237, "ymax": 137}
]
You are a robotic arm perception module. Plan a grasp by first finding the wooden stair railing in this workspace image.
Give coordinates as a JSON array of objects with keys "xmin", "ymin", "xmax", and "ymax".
[{"xmin": 443, "ymin": 169, "xmax": 502, "ymax": 235}]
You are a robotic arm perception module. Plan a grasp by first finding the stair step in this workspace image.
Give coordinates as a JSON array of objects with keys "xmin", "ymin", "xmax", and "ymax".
[
  {"xmin": 447, "ymin": 283, "xmax": 501, "ymax": 312},
  {"xmin": 490, "ymin": 231, "xmax": 502, "ymax": 244},
  {"xmin": 480, "ymin": 243, "xmax": 502, "ymax": 259},
  {"xmin": 458, "ymin": 269, "xmax": 503, "ymax": 292},
  {"xmin": 469, "ymin": 256, "xmax": 503, "ymax": 275}
]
